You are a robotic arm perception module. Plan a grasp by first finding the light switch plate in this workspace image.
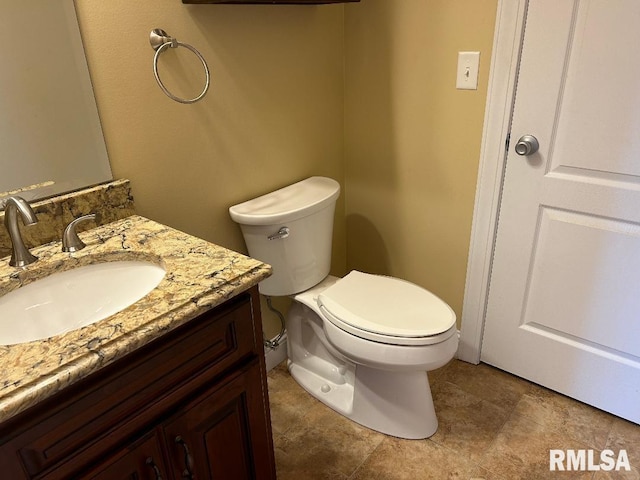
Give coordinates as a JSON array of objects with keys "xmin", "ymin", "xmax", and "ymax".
[{"xmin": 456, "ymin": 51, "xmax": 480, "ymax": 90}]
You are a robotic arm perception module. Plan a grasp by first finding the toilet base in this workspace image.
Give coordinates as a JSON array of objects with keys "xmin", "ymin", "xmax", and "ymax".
[
  {"xmin": 288, "ymin": 359, "xmax": 438, "ymax": 439},
  {"xmin": 285, "ymin": 300, "xmax": 444, "ymax": 439}
]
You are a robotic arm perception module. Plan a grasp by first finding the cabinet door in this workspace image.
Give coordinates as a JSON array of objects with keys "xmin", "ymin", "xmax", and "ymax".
[
  {"xmin": 162, "ymin": 360, "xmax": 275, "ymax": 480},
  {"xmin": 76, "ymin": 431, "xmax": 168, "ymax": 480}
]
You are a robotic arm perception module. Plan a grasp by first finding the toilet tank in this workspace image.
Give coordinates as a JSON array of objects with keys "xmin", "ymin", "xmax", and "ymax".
[{"xmin": 229, "ymin": 177, "xmax": 340, "ymax": 296}]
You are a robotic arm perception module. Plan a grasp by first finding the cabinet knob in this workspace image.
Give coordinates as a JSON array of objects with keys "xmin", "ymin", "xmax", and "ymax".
[{"xmin": 175, "ymin": 435, "xmax": 195, "ymax": 479}]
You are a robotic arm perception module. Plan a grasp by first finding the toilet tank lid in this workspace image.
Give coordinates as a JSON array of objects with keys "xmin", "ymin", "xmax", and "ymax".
[{"xmin": 229, "ymin": 176, "xmax": 340, "ymax": 226}]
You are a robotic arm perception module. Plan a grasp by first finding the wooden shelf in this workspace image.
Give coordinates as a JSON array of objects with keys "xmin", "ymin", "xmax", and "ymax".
[{"xmin": 183, "ymin": 0, "xmax": 359, "ymax": 4}]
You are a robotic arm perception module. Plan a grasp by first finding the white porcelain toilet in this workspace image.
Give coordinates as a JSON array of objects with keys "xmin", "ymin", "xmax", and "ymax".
[{"xmin": 229, "ymin": 177, "xmax": 458, "ymax": 439}]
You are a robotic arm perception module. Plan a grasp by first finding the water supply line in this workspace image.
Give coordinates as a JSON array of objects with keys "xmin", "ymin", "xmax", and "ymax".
[{"xmin": 264, "ymin": 296, "xmax": 286, "ymax": 349}]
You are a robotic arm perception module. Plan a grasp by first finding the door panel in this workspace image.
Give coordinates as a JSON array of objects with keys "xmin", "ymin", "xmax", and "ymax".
[
  {"xmin": 524, "ymin": 208, "xmax": 640, "ymax": 358},
  {"xmin": 481, "ymin": 0, "xmax": 640, "ymax": 423},
  {"xmin": 552, "ymin": 2, "xmax": 640, "ymax": 177}
]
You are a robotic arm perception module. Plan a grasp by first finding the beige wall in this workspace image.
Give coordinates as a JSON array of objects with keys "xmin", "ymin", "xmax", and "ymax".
[
  {"xmin": 74, "ymin": 1, "xmax": 347, "ymax": 264},
  {"xmin": 74, "ymin": 1, "xmax": 347, "ymax": 336},
  {"xmin": 74, "ymin": 0, "xmax": 498, "ymax": 334},
  {"xmin": 344, "ymin": 1, "xmax": 497, "ymax": 323}
]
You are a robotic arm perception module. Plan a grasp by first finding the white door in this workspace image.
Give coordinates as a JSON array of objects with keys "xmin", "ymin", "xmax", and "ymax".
[{"xmin": 481, "ymin": 0, "xmax": 640, "ymax": 423}]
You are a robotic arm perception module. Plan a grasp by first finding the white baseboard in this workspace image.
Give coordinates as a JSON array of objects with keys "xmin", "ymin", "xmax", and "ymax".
[{"xmin": 264, "ymin": 333, "xmax": 288, "ymax": 372}]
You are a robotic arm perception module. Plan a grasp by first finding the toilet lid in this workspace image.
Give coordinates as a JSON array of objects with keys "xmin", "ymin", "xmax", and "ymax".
[{"xmin": 317, "ymin": 271, "xmax": 456, "ymax": 339}]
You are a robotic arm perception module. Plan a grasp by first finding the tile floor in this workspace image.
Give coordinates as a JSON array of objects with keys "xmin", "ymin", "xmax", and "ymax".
[{"xmin": 266, "ymin": 359, "xmax": 639, "ymax": 480}]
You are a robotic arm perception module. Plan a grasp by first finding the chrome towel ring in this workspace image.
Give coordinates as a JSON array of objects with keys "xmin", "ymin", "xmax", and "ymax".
[{"xmin": 150, "ymin": 29, "xmax": 210, "ymax": 104}]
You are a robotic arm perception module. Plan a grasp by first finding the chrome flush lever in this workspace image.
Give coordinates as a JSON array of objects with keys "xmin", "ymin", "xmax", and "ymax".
[{"xmin": 268, "ymin": 226, "xmax": 290, "ymax": 240}]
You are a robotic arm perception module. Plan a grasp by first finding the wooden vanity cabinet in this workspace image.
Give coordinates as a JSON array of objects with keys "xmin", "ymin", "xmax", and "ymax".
[{"xmin": 0, "ymin": 287, "xmax": 276, "ymax": 480}]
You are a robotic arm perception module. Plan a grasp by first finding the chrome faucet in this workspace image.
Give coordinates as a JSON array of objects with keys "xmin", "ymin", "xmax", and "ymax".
[{"xmin": 2, "ymin": 196, "xmax": 39, "ymax": 267}]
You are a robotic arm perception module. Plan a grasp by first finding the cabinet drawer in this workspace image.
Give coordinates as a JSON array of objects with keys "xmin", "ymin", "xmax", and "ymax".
[{"xmin": 1, "ymin": 292, "xmax": 259, "ymax": 479}]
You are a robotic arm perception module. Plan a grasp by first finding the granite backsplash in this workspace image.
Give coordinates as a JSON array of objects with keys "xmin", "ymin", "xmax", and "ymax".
[{"xmin": 0, "ymin": 180, "xmax": 135, "ymax": 259}]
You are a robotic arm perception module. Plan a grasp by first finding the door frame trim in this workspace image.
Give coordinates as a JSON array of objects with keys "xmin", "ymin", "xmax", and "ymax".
[{"xmin": 458, "ymin": 0, "xmax": 528, "ymax": 363}]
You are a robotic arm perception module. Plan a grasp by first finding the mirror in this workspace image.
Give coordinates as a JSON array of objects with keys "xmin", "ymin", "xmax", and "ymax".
[{"xmin": 0, "ymin": 0, "xmax": 112, "ymax": 202}]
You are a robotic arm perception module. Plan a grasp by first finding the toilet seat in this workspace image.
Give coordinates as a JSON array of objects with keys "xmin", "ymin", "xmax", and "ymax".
[{"xmin": 317, "ymin": 271, "xmax": 456, "ymax": 346}]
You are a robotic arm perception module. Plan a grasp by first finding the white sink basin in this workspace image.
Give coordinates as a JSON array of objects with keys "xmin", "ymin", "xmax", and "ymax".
[{"xmin": 0, "ymin": 260, "xmax": 166, "ymax": 345}]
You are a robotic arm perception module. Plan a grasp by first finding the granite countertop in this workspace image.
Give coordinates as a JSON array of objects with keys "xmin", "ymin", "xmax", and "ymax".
[{"xmin": 0, "ymin": 215, "xmax": 271, "ymax": 423}]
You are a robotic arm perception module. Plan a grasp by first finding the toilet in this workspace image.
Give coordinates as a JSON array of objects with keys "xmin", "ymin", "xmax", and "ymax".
[{"xmin": 229, "ymin": 177, "xmax": 458, "ymax": 439}]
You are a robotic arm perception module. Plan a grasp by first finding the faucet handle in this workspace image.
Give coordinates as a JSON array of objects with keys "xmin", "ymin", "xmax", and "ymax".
[{"xmin": 62, "ymin": 214, "xmax": 97, "ymax": 253}]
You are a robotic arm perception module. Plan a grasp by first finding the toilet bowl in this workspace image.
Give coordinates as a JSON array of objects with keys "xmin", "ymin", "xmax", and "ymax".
[{"xmin": 229, "ymin": 177, "xmax": 458, "ymax": 439}]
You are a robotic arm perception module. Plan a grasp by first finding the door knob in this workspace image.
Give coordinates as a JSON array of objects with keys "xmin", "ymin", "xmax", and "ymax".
[{"xmin": 514, "ymin": 135, "xmax": 539, "ymax": 156}]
